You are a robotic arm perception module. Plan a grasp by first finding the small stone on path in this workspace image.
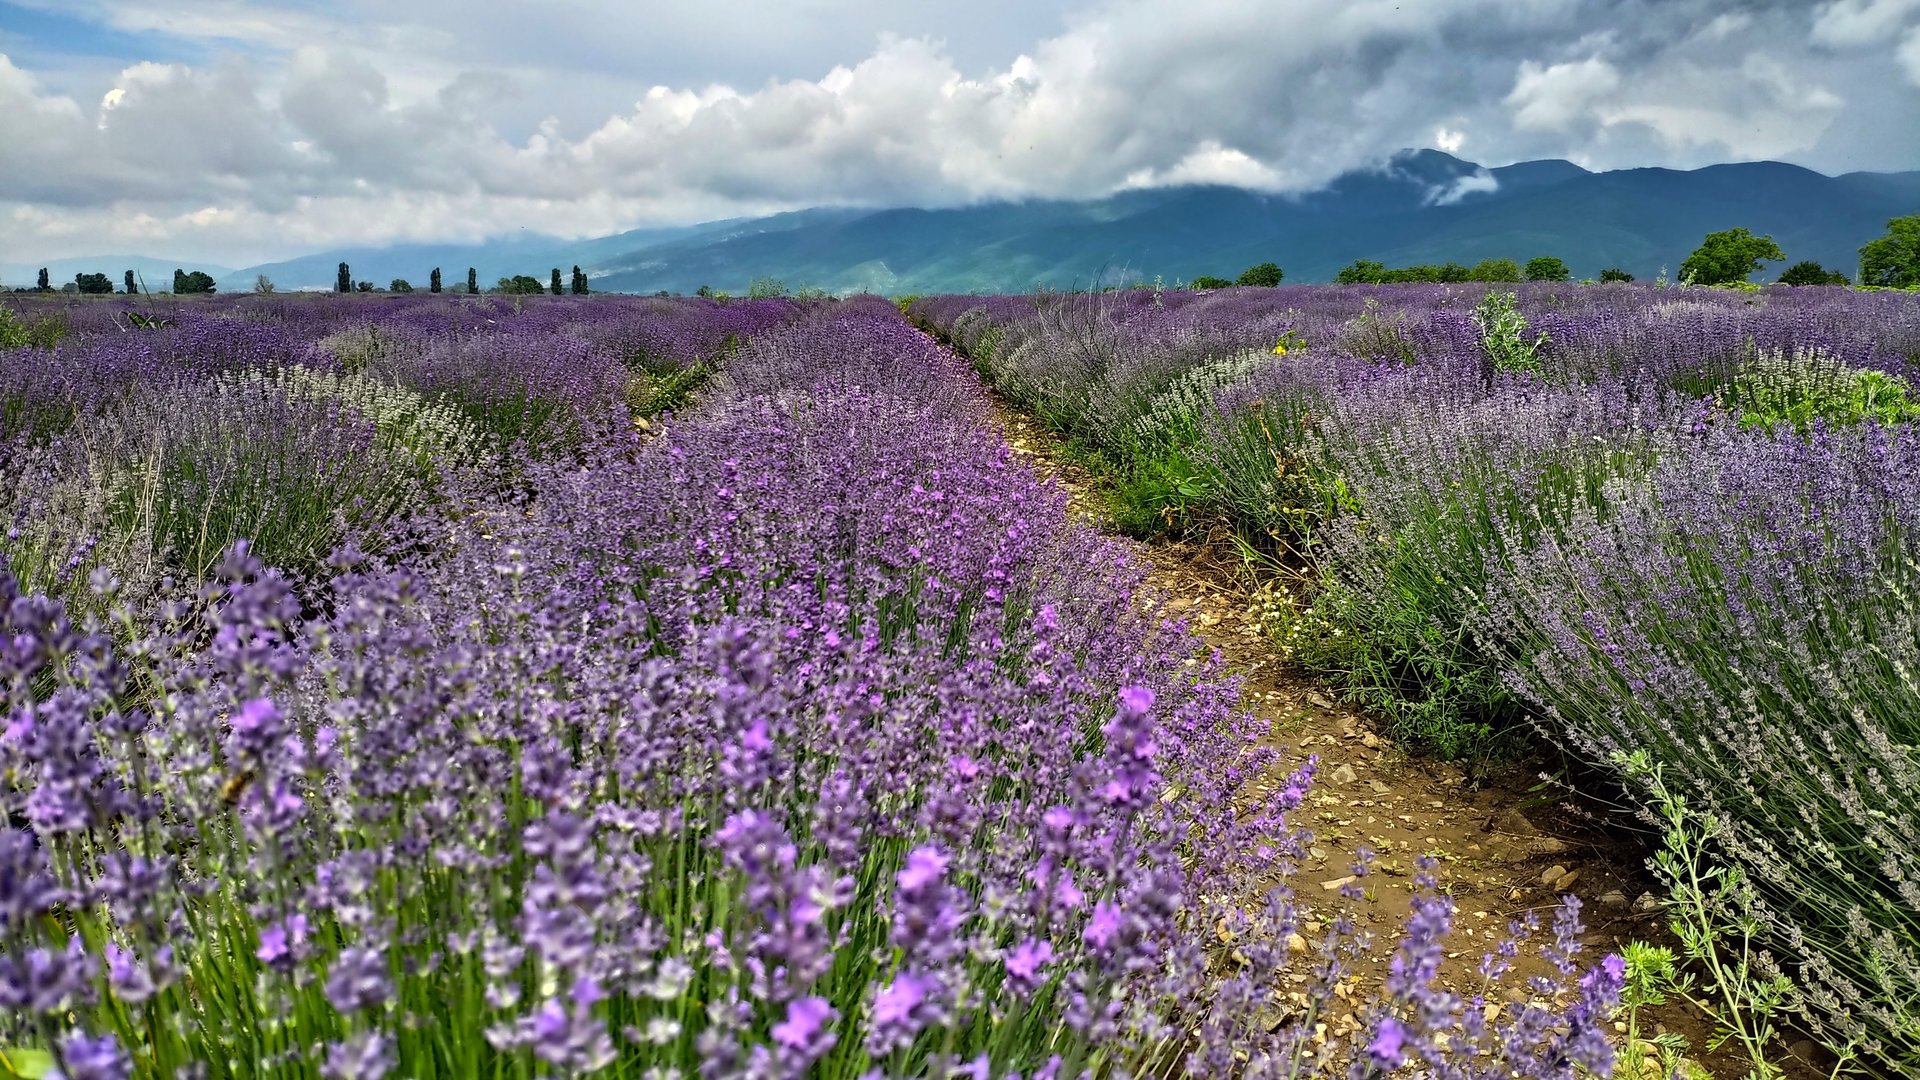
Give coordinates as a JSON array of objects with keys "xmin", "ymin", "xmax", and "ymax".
[{"xmin": 1540, "ymin": 864, "xmax": 1569, "ymax": 886}]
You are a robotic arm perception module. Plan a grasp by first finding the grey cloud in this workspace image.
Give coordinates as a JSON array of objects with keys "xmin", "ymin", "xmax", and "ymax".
[{"xmin": 0, "ymin": 0, "xmax": 1916, "ymax": 262}]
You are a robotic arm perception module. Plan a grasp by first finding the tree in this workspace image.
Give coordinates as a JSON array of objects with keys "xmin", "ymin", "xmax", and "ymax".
[
  {"xmin": 570, "ymin": 265, "xmax": 589, "ymax": 295},
  {"xmin": 74, "ymin": 272, "xmax": 114, "ymax": 295},
  {"xmin": 124, "ymin": 270, "xmax": 137, "ymax": 295},
  {"xmin": 1235, "ymin": 262, "xmax": 1284, "ymax": 287},
  {"xmin": 550, "ymin": 268, "xmax": 563, "ymax": 295},
  {"xmin": 467, "ymin": 267, "xmax": 478, "ymax": 295},
  {"xmin": 1859, "ymin": 214, "xmax": 1920, "ymax": 289},
  {"xmin": 1335, "ymin": 260, "xmax": 1387, "ymax": 284},
  {"xmin": 36, "ymin": 268, "xmax": 49, "ymax": 292},
  {"xmin": 497, "ymin": 275, "xmax": 546, "ymax": 295},
  {"xmin": 1777, "ymin": 260, "xmax": 1848, "ymax": 286},
  {"xmin": 430, "ymin": 268, "xmax": 443, "ymax": 294},
  {"xmin": 356, "ymin": 281, "xmax": 375, "ymax": 293},
  {"xmin": 695, "ymin": 285, "xmax": 714, "ymax": 298},
  {"xmin": 1678, "ymin": 227, "xmax": 1785, "ymax": 285},
  {"xmin": 388, "ymin": 278, "xmax": 413, "ymax": 293},
  {"xmin": 1524, "ymin": 256, "xmax": 1571, "ymax": 282},
  {"xmin": 174, "ymin": 270, "xmax": 216, "ymax": 294},
  {"xmin": 254, "ymin": 274, "xmax": 276, "ymax": 295},
  {"xmin": 1469, "ymin": 258, "xmax": 1522, "ymax": 282},
  {"xmin": 1598, "ymin": 267, "xmax": 1634, "ymax": 283},
  {"xmin": 1189, "ymin": 275, "xmax": 1233, "ymax": 289},
  {"xmin": 337, "ymin": 262, "xmax": 353, "ymax": 294}
]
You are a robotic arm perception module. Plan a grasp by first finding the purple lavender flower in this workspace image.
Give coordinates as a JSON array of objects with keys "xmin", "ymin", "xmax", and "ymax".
[
  {"xmin": 324, "ymin": 945, "xmax": 393, "ymax": 1014},
  {"xmin": 51, "ymin": 1030, "xmax": 129, "ymax": 1080}
]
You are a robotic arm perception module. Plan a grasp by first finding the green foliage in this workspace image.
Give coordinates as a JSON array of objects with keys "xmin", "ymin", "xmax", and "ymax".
[
  {"xmin": 1776, "ymin": 260, "xmax": 1847, "ymax": 286},
  {"xmin": 1335, "ymin": 259, "xmax": 1388, "ymax": 284},
  {"xmin": 356, "ymin": 281, "xmax": 375, "ymax": 293},
  {"xmin": 696, "ymin": 284, "xmax": 714, "ymax": 298},
  {"xmin": 0, "ymin": 304, "xmax": 69, "ymax": 351},
  {"xmin": 1235, "ymin": 262, "xmax": 1284, "ymax": 287},
  {"xmin": 124, "ymin": 270, "xmax": 137, "ymax": 294},
  {"xmin": 1618, "ymin": 754, "xmax": 1822, "ymax": 1080},
  {"xmin": 624, "ymin": 363, "xmax": 714, "ymax": 421},
  {"xmin": 1470, "ymin": 290, "xmax": 1549, "ymax": 374},
  {"xmin": 1335, "ymin": 298, "xmax": 1418, "ymax": 364},
  {"xmin": 1523, "ymin": 256, "xmax": 1570, "ymax": 282},
  {"xmin": 1859, "ymin": 214, "xmax": 1920, "ymax": 289},
  {"xmin": 551, "ymin": 268, "xmax": 563, "ymax": 295},
  {"xmin": 1469, "ymin": 258, "xmax": 1522, "ymax": 283},
  {"xmin": 1334, "ymin": 260, "xmax": 1474, "ymax": 284},
  {"xmin": 1189, "ymin": 275, "xmax": 1234, "ymax": 290},
  {"xmin": 1679, "ymin": 227, "xmax": 1785, "ymax": 286},
  {"xmin": 1713, "ymin": 348, "xmax": 1920, "ymax": 432},
  {"xmin": 1599, "ymin": 267, "xmax": 1635, "ymax": 282},
  {"xmin": 73, "ymin": 272, "xmax": 114, "ymax": 295},
  {"xmin": 337, "ymin": 262, "xmax": 353, "ymax": 293},
  {"xmin": 254, "ymin": 274, "xmax": 276, "ymax": 295},
  {"xmin": 172, "ymin": 269, "xmax": 216, "ymax": 294},
  {"xmin": 747, "ymin": 276, "xmax": 789, "ymax": 299},
  {"xmin": 570, "ymin": 265, "xmax": 589, "ymax": 295},
  {"xmin": 389, "ymin": 278, "xmax": 414, "ymax": 293},
  {"xmin": 496, "ymin": 275, "xmax": 546, "ymax": 295},
  {"xmin": 430, "ymin": 267, "xmax": 443, "ymax": 293},
  {"xmin": 35, "ymin": 268, "xmax": 49, "ymax": 292},
  {"xmin": 466, "ymin": 267, "xmax": 478, "ymax": 295},
  {"xmin": 1280, "ymin": 568, "xmax": 1519, "ymax": 762}
]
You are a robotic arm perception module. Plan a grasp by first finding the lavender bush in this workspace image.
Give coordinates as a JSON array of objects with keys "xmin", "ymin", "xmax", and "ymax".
[{"xmin": 917, "ymin": 282, "xmax": 1920, "ymax": 1071}]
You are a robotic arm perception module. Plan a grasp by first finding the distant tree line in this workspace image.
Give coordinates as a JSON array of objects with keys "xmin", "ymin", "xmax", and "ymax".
[{"xmin": 325, "ymin": 262, "xmax": 590, "ymax": 296}]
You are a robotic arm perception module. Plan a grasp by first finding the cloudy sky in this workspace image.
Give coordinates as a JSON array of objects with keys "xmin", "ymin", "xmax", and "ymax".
[{"xmin": 3, "ymin": 0, "xmax": 1919, "ymax": 267}]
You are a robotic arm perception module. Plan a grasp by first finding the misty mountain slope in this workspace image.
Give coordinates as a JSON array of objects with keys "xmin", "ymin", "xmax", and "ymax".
[{"xmin": 50, "ymin": 151, "xmax": 1911, "ymax": 295}]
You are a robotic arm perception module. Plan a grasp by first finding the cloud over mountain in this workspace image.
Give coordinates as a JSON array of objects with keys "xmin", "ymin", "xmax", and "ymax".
[{"xmin": 1, "ymin": 0, "xmax": 1916, "ymax": 266}]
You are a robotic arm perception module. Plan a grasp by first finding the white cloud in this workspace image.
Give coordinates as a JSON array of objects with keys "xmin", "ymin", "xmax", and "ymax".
[
  {"xmin": 0, "ymin": 0, "xmax": 1915, "ymax": 264},
  {"xmin": 1811, "ymin": 0, "xmax": 1920, "ymax": 48},
  {"xmin": 1507, "ymin": 57, "xmax": 1622, "ymax": 133},
  {"xmin": 1427, "ymin": 170, "xmax": 1500, "ymax": 205}
]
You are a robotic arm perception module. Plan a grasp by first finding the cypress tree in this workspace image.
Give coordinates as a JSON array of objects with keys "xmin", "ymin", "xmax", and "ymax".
[
  {"xmin": 550, "ymin": 268, "xmax": 563, "ymax": 296},
  {"xmin": 172, "ymin": 269, "xmax": 186, "ymax": 294},
  {"xmin": 467, "ymin": 267, "xmax": 478, "ymax": 295},
  {"xmin": 37, "ymin": 268, "xmax": 50, "ymax": 292},
  {"xmin": 124, "ymin": 270, "xmax": 137, "ymax": 295},
  {"xmin": 570, "ymin": 265, "xmax": 589, "ymax": 295},
  {"xmin": 336, "ymin": 262, "xmax": 353, "ymax": 294},
  {"xmin": 429, "ymin": 267, "xmax": 442, "ymax": 294}
]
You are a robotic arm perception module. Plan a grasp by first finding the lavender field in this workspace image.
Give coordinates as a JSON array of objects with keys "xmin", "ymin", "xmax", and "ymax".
[
  {"xmin": 0, "ymin": 292, "xmax": 1635, "ymax": 1079},
  {"xmin": 2, "ymin": 282, "xmax": 1915, "ymax": 1077}
]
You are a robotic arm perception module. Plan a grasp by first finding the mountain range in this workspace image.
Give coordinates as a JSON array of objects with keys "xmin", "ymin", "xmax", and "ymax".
[{"xmin": 10, "ymin": 150, "xmax": 1919, "ymax": 295}]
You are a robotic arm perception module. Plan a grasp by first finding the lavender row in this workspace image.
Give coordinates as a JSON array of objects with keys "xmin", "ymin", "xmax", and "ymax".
[
  {"xmin": 1, "ymin": 295, "xmax": 1622, "ymax": 1077},
  {"xmin": 914, "ymin": 282, "xmax": 1920, "ymax": 1070}
]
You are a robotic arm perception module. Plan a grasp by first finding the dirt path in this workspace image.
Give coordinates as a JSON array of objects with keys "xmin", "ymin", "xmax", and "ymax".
[{"xmin": 989, "ymin": 400, "xmax": 1759, "ymax": 1071}]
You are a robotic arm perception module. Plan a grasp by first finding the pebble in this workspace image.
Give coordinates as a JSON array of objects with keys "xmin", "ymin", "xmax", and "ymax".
[
  {"xmin": 1540, "ymin": 864, "xmax": 1569, "ymax": 886},
  {"xmin": 1330, "ymin": 764, "xmax": 1358, "ymax": 786},
  {"xmin": 1634, "ymin": 891, "xmax": 1663, "ymax": 913},
  {"xmin": 1320, "ymin": 875, "xmax": 1358, "ymax": 891},
  {"xmin": 1551, "ymin": 869, "xmax": 1581, "ymax": 891},
  {"xmin": 1600, "ymin": 890, "xmax": 1629, "ymax": 908}
]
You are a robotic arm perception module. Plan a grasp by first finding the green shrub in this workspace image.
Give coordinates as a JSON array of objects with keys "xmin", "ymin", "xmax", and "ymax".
[
  {"xmin": 625, "ymin": 363, "xmax": 715, "ymax": 421},
  {"xmin": 0, "ymin": 304, "xmax": 69, "ymax": 349},
  {"xmin": 1471, "ymin": 290, "xmax": 1548, "ymax": 374},
  {"xmin": 1715, "ymin": 348, "xmax": 1920, "ymax": 432}
]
